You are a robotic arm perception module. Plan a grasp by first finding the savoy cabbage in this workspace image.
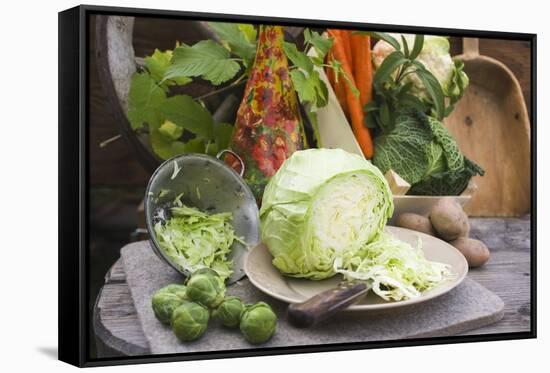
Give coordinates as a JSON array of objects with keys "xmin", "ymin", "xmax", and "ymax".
[{"xmin": 372, "ymin": 109, "xmax": 484, "ymax": 196}]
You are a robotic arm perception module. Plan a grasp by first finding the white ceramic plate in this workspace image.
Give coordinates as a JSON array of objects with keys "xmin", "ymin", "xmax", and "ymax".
[{"xmin": 244, "ymin": 226, "xmax": 468, "ymax": 311}]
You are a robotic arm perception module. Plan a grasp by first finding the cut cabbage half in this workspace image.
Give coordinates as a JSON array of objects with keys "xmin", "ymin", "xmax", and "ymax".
[{"xmin": 260, "ymin": 148, "xmax": 394, "ymax": 280}]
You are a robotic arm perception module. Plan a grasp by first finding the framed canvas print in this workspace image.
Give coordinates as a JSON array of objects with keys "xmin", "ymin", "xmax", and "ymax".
[{"xmin": 58, "ymin": 4, "xmax": 537, "ymax": 367}]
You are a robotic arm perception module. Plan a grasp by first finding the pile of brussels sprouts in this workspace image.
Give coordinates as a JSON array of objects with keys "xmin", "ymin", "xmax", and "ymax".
[{"xmin": 151, "ymin": 268, "xmax": 277, "ymax": 344}]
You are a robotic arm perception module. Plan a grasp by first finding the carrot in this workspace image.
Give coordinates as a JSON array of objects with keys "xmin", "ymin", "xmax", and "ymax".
[
  {"xmin": 340, "ymin": 30, "xmax": 353, "ymax": 68},
  {"xmin": 350, "ymin": 33, "xmax": 373, "ymax": 106},
  {"xmin": 326, "ymin": 51, "xmax": 350, "ymax": 118},
  {"xmin": 328, "ymin": 29, "xmax": 374, "ymax": 159}
]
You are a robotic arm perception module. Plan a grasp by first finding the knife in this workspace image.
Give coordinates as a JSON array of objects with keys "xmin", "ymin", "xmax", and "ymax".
[{"xmin": 287, "ymin": 281, "xmax": 370, "ymax": 328}]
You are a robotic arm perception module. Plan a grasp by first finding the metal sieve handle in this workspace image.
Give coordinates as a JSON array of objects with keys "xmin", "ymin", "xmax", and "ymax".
[{"xmin": 216, "ymin": 149, "xmax": 245, "ymax": 178}]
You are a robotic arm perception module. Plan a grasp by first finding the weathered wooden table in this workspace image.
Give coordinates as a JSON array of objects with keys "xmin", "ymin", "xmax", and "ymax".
[{"xmin": 93, "ymin": 217, "xmax": 532, "ymax": 357}]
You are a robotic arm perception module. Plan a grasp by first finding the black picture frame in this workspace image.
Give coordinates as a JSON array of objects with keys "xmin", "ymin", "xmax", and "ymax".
[{"xmin": 58, "ymin": 4, "xmax": 537, "ymax": 368}]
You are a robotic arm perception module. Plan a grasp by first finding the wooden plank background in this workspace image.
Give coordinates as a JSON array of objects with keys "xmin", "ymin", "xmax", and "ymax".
[{"xmin": 88, "ymin": 17, "xmax": 532, "ymax": 187}]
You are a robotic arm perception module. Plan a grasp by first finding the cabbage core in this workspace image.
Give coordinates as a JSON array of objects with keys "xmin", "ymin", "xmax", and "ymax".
[{"xmin": 308, "ymin": 172, "xmax": 387, "ymax": 254}]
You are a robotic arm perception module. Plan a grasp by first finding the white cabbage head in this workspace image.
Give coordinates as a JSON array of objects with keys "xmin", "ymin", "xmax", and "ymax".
[{"xmin": 260, "ymin": 148, "xmax": 394, "ymax": 280}]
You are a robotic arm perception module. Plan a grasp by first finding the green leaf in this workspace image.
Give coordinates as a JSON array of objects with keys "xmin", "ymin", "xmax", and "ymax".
[
  {"xmin": 358, "ymin": 31, "xmax": 401, "ymax": 51},
  {"xmin": 373, "ymin": 51, "xmax": 408, "ymax": 87},
  {"xmin": 379, "ymin": 101, "xmax": 392, "ymax": 130},
  {"xmin": 305, "ymin": 110, "xmax": 322, "ymax": 147},
  {"xmin": 166, "ymin": 40, "xmax": 241, "ymax": 85},
  {"xmin": 149, "ymin": 131, "xmax": 184, "ymax": 160},
  {"xmin": 340, "ymin": 68, "xmax": 360, "ymax": 98},
  {"xmin": 290, "ymin": 69, "xmax": 327, "ymax": 109},
  {"xmin": 208, "ymin": 22, "xmax": 257, "ymax": 65},
  {"xmin": 304, "ymin": 29, "xmax": 333, "ymax": 60},
  {"xmin": 183, "ymin": 138, "xmax": 207, "ymax": 154},
  {"xmin": 363, "ymin": 101, "xmax": 379, "ymax": 113},
  {"xmin": 327, "ymin": 59, "xmax": 343, "ymax": 83},
  {"xmin": 159, "ymin": 95, "xmax": 214, "ymax": 139},
  {"xmin": 372, "ymin": 110, "xmax": 433, "ymax": 185},
  {"xmin": 290, "ymin": 69, "xmax": 315, "ymax": 102},
  {"xmin": 415, "ymin": 68, "xmax": 445, "ymax": 120},
  {"xmin": 145, "ymin": 49, "xmax": 191, "ymax": 86},
  {"xmin": 282, "ymin": 42, "xmax": 314, "ymax": 73},
  {"xmin": 409, "ymin": 35, "xmax": 424, "ymax": 60},
  {"xmin": 447, "ymin": 59, "xmax": 469, "ymax": 104},
  {"xmin": 238, "ymin": 24, "xmax": 257, "ymax": 43},
  {"xmin": 158, "ymin": 120, "xmax": 183, "ymax": 140},
  {"xmin": 401, "ymin": 35, "xmax": 410, "ymax": 58},
  {"xmin": 398, "ymin": 93, "xmax": 427, "ymax": 112},
  {"xmin": 409, "ymin": 157, "xmax": 484, "ymax": 196},
  {"xmin": 426, "ymin": 116, "xmax": 464, "ymax": 173},
  {"xmin": 127, "ymin": 72, "xmax": 166, "ymax": 130},
  {"xmin": 213, "ymin": 122, "xmax": 234, "ymax": 150}
]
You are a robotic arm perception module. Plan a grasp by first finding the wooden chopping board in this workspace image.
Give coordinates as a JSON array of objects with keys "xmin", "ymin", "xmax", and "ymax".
[{"xmin": 445, "ymin": 38, "xmax": 531, "ymax": 217}]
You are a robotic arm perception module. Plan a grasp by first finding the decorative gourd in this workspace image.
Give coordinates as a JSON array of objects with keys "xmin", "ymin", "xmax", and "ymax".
[{"xmin": 228, "ymin": 25, "xmax": 306, "ymax": 201}]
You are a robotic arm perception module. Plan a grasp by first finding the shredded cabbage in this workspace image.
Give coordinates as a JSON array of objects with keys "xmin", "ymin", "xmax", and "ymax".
[
  {"xmin": 335, "ymin": 232, "xmax": 452, "ymax": 301},
  {"xmin": 154, "ymin": 200, "xmax": 242, "ymax": 279},
  {"xmin": 260, "ymin": 148, "xmax": 452, "ymax": 301}
]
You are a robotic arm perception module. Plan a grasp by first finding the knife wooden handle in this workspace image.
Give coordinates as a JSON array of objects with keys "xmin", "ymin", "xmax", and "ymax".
[{"xmin": 287, "ymin": 282, "xmax": 368, "ymax": 328}]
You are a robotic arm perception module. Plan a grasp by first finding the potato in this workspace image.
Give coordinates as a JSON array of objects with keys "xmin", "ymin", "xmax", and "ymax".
[
  {"xmin": 429, "ymin": 198, "xmax": 470, "ymax": 241},
  {"xmin": 395, "ymin": 213, "xmax": 435, "ymax": 236},
  {"xmin": 451, "ymin": 237, "xmax": 490, "ymax": 268}
]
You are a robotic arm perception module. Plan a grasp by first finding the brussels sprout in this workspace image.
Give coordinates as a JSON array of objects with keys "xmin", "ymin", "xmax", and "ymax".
[
  {"xmin": 213, "ymin": 296, "xmax": 245, "ymax": 328},
  {"xmin": 151, "ymin": 291, "xmax": 184, "ymax": 325},
  {"xmin": 186, "ymin": 268, "xmax": 226, "ymax": 308},
  {"xmin": 158, "ymin": 283, "xmax": 188, "ymax": 300},
  {"xmin": 171, "ymin": 300, "xmax": 210, "ymax": 342},
  {"xmin": 240, "ymin": 302, "xmax": 277, "ymax": 344}
]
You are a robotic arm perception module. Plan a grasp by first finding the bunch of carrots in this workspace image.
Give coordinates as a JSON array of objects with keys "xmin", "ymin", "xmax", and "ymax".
[{"xmin": 325, "ymin": 29, "xmax": 374, "ymax": 159}]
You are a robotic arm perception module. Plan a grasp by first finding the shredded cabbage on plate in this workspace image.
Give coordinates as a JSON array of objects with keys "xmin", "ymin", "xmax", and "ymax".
[
  {"xmin": 154, "ymin": 199, "xmax": 243, "ymax": 279},
  {"xmin": 335, "ymin": 232, "xmax": 452, "ymax": 301},
  {"xmin": 260, "ymin": 148, "xmax": 452, "ymax": 301}
]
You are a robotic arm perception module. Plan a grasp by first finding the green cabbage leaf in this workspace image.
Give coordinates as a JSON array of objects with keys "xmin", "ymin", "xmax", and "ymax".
[{"xmin": 372, "ymin": 109, "xmax": 484, "ymax": 195}]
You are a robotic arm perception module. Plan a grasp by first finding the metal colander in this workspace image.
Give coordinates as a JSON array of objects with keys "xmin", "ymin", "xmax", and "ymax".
[{"xmin": 144, "ymin": 150, "xmax": 260, "ymax": 284}]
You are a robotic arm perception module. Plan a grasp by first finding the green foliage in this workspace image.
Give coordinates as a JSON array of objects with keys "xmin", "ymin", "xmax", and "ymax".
[
  {"xmin": 127, "ymin": 72, "xmax": 166, "ymax": 130},
  {"xmin": 283, "ymin": 41, "xmax": 314, "ymax": 73},
  {"xmin": 208, "ymin": 22, "xmax": 257, "ymax": 66},
  {"xmin": 290, "ymin": 69, "xmax": 328, "ymax": 110},
  {"xmin": 127, "ymin": 24, "xmax": 336, "ymax": 160},
  {"xmin": 355, "ymin": 31, "xmax": 401, "ymax": 50},
  {"xmin": 126, "ymin": 23, "xmax": 258, "ymax": 161},
  {"xmin": 369, "ymin": 32, "xmax": 469, "ymax": 124},
  {"xmin": 238, "ymin": 24, "xmax": 257, "ymax": 43},
  {"xmin": 159, "ymin": 95, "xmax": 214, "ymax": 139},
  {"xmin": 144, "ymin": 48, "xmax": 192, "ymax": 87},
  {"xmin": 166, "ymin": 40, "xmax": 241, "ymax": 85},
  {"xmin": 372, "ymin": 111, "xmax": 433, "ymax": 185},
  {"xmin": 372, "ymin": 109, "xmax": 484, "ymax": 196},
  {"xmin": 282, "ymin": 30, "xmax": 333, "ymax": 146}
]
